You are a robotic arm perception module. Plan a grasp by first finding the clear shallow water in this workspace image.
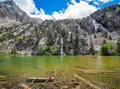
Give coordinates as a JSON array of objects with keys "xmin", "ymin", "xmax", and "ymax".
[
  {"xmin": 0, "ymin": 55, "xmax": 120, "ymax": 76},
  {"xmin": 0, "ymin": 55, "xmax": 120, "ymax": 88}
]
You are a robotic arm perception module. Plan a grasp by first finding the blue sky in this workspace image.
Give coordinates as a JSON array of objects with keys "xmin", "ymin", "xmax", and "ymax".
[
  {"xmin": 33, "ymin": 0, "xmax": 120, "ymax": 15},
  {"xmin": 33, "ymin": 0, "xmax": 80, "ymax": 15},
  {"xmin": 0, "ymin": 0, "xmax": 120, "ymax": 20}
]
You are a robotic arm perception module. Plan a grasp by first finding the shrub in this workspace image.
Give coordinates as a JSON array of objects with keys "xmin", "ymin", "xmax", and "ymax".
[
  {"xmin": 100, "ymin": 43, "xmax": 117, "ymax": 56},
  {"xmin": 38, "ymin": 45, "xmax": 48, "ymax": 55},
  {"xmin": 0, "ymin": 33, "xmax": 8, "ymax": 42},
  {"xmin": 117, "ymin": 7, "xmax": 120, "ymax": 12},
  {"xmin": 103, "ymin": 31, "xmax": 108, "ymax": 38},
  {"xmin": 49, "ymin": 45, "xmax": 60, "ymax": 55}
]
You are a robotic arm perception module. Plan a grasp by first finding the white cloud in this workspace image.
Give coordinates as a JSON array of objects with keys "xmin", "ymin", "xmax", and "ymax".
[
  {"xmin": 98, "ymin": 0, "xmax": 113, "ymax": 3},
  {"xmin": 84, "ymin": 0, "xmax": 113, "ymax": 4},
  {"xmin": 85, "ymin": 0, "xmax": 93, "ymax": 2},
  {"xmin": 2, "ymin": 0, "xmax": 111, "ymax": 20},
  {"xmin": 11, "ymin": 0, "xmax": 97, "ymax": 20},
  {"xmin": 71, "ymin": 0, "xmax": 76, "ymax": 4},
  {"xmin": 6, "ymin": 0, "xmax": 52, "ymax": 20},
  {"xmin": 30, "ymin": 8, "xmax": 53, "ymax": 20},
  {"xmin": 52, "ymin": 0, "xmax": 97, "ymax": 20},
  {"xmin": 93, "ymin": 1, "xmax": 99, "ymax": 5},
  {"xmin": 13, "ymin": 0, "xmax": 39, "ymax": 15}
]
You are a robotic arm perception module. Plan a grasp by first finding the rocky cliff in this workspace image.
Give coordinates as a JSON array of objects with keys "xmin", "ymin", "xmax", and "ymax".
[{"xmin": 0, "ymin": 0, "xmax": 120, "ymax": 55}]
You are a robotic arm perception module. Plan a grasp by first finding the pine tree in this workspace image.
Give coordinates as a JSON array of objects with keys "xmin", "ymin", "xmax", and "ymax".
[
  {"xmin": 108, "ymin": 35, "xmax": 112, "ymax": 40},
  {"xmin": 74, "ymin": 36, "xmax": 79, "ymax": 54},
  {"xmin": 102, "ymin": 39, "xmax": 107, "ymax": 45},
  {"xmin": 89, "ymin": 37, "xmax": 95, "ymax": 55},
  {"xmin": 103, "ymin": 31, "xmax": 108, "ymax": 38}
]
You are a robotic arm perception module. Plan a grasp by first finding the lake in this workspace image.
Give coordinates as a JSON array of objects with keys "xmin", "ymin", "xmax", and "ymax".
[{"xmin": 0, "ymin": 55, "xmax": 120, "ymax": 88}]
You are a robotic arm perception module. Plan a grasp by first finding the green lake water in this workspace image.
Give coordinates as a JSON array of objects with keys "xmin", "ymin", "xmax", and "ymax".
[{"xmin": 0, "ymin": 55, "xmax": 120, "ymax": 88}]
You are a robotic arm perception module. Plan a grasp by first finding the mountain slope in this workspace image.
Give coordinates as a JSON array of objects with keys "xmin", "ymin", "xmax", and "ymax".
[
  {"xmin": 91, "ymin": 4, "xmax": 120, "ymax": 32},
  {"xmin": 0, "ymin": 0, "xmax": 42, "ymax": 28},
  {"xmin": 0, "ymin": 0, "xmax": 32, "ymax": 23},
  {"xmin": 0, "ymin": 0, "xmax": 120, "ymax": 55}
]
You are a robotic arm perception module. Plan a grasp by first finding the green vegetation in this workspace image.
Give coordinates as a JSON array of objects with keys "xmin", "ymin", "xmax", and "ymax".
[
  {"xmin": 38, "ymin": 45, "xmax": 60, "ymax": 55},
  {"xmin": 108, "ymin": 35, "xmax": 112, "ymax": 40},
  {"xmin": 0, "ymin": 32, "xmax": 15, "ymax": 42},
  {"xmin": 38, "ymin": 45, "xmax": 48, "ymax": 55},
  {"xmin": 93, "ymin": 32, "xmax": 113, "ymax": 40},
  {"xmin": 100, "ymin": 43, "xmax": 117, "ymax": 56},
  {"xmin": 49, "ymin": 45, "xmax": 60, "ymax": 55},
  {"xmin": 103, "ymin": 31, "xmax": 108, "ymax": 38},
  {"xmin": 0, "ymin": 32, "xmax": 9, "ymax": 42},
  {"xmin": 117, "ymin": 7, "xmax": 120, "ymax": 11},
  {"xmin": 100, "ymin": 38, "xmax": 120, "ymax": 56}
]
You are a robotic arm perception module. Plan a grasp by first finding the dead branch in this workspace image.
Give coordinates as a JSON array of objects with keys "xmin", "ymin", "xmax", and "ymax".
[
  {"xmin": 74, "ymin": 74, "xmax": 100, "ymax": 89},
  {"xmin": 27, "ymin": 77, "xmax": 54, "ymax": 82},
  {"xmin": 76, "ymin": 69, "xmax": 115, "ymax": 74},
  {"xmin": 18, "ymin": 83, "xmax": 31, "ymax": 89}
]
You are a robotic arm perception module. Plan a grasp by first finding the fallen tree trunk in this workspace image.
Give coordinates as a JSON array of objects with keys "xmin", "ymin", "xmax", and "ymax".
[
  {"xmin": 76, "ymin": 69, "xmax": 115, "ymax": 74},
  {"xmin": 74, "ymin": 74, "xmax": 100, "ymax": 89},
  {"xmin": 27, "ymin": 77, "xmax": 54, "ymax": 82}
]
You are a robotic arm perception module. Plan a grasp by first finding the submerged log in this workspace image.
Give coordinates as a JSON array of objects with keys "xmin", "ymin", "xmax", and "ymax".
[
  {"xmin": 76, "ymin": 69, "xmax": 115, "ymax": 74},
  {"xmin": 74, "ymin": 74, "xmax": 100, "ymax": 89},
  {"xmin": 0, "ymin": 75, "xmax": 6, "ymax": 79},
  {"xmin": 18, "ymin": 83, "xmax": 31, "ymax": 89},
  {"xmin": 27, "ymin": 77, "xmax": 54, "ymax": 82}
]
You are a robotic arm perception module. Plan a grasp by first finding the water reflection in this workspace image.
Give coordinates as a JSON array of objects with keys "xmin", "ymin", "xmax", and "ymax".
[
  {"xmin": 0, "ymin": 56, "xmax": 120, "ymax": 75},
  {"xmin": 96, "ymin": 56, "xmax": 103, "ymax": 70}
]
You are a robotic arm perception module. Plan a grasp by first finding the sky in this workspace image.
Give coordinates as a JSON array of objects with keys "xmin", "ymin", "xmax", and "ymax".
[{"xmin": 0, "ymin": 0, "xmax": 120, "ymax": 20}]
